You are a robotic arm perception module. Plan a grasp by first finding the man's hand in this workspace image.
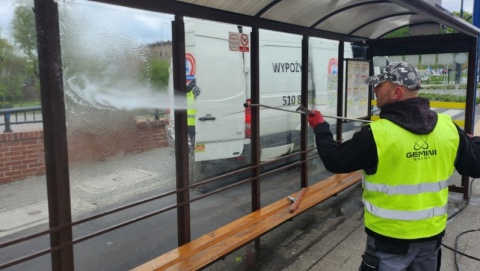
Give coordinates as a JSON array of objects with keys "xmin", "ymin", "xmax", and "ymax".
[{"xmin": 307, "ymin": 110, "xmax": 324, "ymax": 128}]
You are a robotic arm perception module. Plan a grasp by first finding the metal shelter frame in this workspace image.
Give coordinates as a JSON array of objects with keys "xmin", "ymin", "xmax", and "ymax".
[{"xmin": 1, "ymin": 0, "xmax": 478, "ymax": 270}]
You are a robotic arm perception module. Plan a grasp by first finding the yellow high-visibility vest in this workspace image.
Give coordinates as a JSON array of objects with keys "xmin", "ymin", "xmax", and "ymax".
[
  {"xmin": 363, "ymin": 113, "xmax": 458, "ymax": 239},
  {"xmin": 187, "ymin": 91, "xmax": 196, "ymax": 127}
]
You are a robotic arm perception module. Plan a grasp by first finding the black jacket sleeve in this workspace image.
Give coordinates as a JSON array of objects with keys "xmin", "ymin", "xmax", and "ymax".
[
  {"xmin": 454, "ymin": 126, "xmax": 480, "ymax": 178},
  {"xmin": 313, "ymin": 122, "xmax": 378, "ymax": 174},
  {"xmin": 314, "ymin": 121, "xmax": 480, "ymax": 178}
]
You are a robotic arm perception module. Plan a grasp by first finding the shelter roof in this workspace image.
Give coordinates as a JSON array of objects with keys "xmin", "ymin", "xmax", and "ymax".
[
  {"xmin": 95, "ymin": 0, "xmax": 480, "ymax": 41},
  {"xmin": 174, "ymin": 0, "xmax": 478, "ymax": 39}
]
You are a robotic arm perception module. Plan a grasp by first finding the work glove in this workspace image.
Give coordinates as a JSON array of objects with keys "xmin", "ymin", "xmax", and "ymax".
[
  {"xmin": 193, "ymin": 86, "xmax": 201, "ymax": 99},
  {"xmin": 307, "ymin": 110, "xmax": 324, "ymax": 129}
]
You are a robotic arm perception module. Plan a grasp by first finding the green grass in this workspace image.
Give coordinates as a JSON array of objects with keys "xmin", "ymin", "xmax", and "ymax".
[{"xmin": 13, "ymin": 101, "xmax": 41, "ymax": 107}]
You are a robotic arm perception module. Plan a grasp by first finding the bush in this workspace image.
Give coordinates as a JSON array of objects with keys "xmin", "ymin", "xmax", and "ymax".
[
  {"xmin": 419, "ymin": 92, "xmax": 480, "ymax": 104},
  {"xmin": 0, "ymin": 102, "xmax": 13, "ymax": 109}
]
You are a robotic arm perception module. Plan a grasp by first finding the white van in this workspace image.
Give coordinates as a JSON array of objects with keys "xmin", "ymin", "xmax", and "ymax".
[{"xmin": 166, "ymin": 19, "xmax": 353, "ymax": 181}]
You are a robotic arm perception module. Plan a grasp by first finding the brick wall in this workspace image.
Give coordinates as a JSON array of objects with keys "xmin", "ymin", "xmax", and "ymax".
[
  {"xmin": 0, "ymin": 131, "xmax": 45, "ymax": 184},
  {"xmin": 0, "ymin": 119, "xmax": 168, "ymax": 184}
]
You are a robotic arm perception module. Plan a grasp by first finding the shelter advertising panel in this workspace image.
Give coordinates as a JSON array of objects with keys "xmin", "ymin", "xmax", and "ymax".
[{"xmin": 345, "ymin": 59, "xmax": 370, "ymax": 120}]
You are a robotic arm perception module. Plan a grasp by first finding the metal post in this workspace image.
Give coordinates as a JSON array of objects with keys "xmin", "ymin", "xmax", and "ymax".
[
  {"xmin": 250, "ymin": 26, "xmax": 261, "ymax": 250},
  {"xmin": 456, "ymin": 0, "xmax": 465, "ymax": 84},
  {"xmin": 3, "ymin": 113, "xmax": 12, "ymax": 132},
  {"xmin": 300, "ymin": 35, "xmax": 309, "ymax": 188},
  {"xmin": 336, "ymin": 41, "xmax": 345, "ymax": 142},
  {"xmin": 461, "ymin": 0, "xmax": 464, "ymax": 18},
  {"xmin": 34, "ymin": 0, "xmax": 74, "ymax": 270},
  {"xmin": 465, "ymin": 0, "xmax": 480, "ymax": 200},
  {"xmin": 172, "ymin": 16, "xmax": 191, "ymax": 246}
]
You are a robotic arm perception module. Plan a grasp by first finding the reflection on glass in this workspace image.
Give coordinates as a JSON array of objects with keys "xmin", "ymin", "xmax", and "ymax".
[
  {"xmin": 0, "ymin": 0, "xmax": 48, "ymax": 269},
  {"xmin": 372, "ymin": 53, "xmax": 469, "ymax": 128},
  {"xmin": 58, "ymin": 1, "xmax": 178, "ymax": 270}
]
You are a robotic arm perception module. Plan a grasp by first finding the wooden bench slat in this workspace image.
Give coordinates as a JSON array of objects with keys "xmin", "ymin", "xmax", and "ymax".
[
  {"xmin": 133, "ymin": 171, "xmax": 363, "ymax": 271},
  {"xmin": 164, "ymin": 171, "xmax": 362, "ymax": 270},
  {"xmin": 133, "ymin": 196, "xmax": 292, "ymax": 270}
]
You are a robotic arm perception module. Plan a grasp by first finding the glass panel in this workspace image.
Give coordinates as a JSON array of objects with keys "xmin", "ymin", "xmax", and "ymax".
[
  {"xmin": 0, "ymin": 0, "xmax": 48, "ymax": 269},
  {"xmin": 307, "ymin": 37, "xmax": 351, "ymax": 184},
  {"xmin": 371, "ymin": 53, "xmax": 468, "ymax": 128},
  {"xmin": 166, "ymin": 18, "xmax": 254, "ymax": 237},
  {"xmin": 258, "ymin": 29, "xmax": 302, "ymax": 206},
  {"xmin": 58, "ymin": 1, "xmax": 176, "ymax": 269}
]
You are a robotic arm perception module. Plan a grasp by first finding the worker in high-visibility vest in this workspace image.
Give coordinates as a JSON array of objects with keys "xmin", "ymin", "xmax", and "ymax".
[
  {"xmin": 187, "ymin": 79, "xmax": 200, "ymax": 149},
  {"xmin": 307, "ymin": 62, "xmax": 480, "ymax": 271}
]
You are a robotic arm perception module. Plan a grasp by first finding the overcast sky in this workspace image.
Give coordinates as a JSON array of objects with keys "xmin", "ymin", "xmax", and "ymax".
[
  {"xmin": 442, "ymin": 0, "xmax": 474, "ymax": 13},
  {"xmin": 0, "ymin": 0, "xmax": 173, "ymax": 43},
  {"xmin": 0, "ymin": 0, "xmax": 477, "ymax": 43}
]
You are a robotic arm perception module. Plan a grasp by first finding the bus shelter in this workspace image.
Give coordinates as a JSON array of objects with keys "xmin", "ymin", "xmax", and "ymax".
[{"xmin": 2, "ymin": 0, "xmax": 479, "ymax": 270}]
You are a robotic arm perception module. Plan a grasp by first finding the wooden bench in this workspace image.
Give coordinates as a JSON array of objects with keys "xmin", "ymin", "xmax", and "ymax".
[{"xmin": 132, "ymin": 170, "xmax": 363, "ymax": 271}]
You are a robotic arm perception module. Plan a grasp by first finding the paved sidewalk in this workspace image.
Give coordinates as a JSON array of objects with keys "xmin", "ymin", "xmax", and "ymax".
[
  {"xmin": 203, "ymin": 173, "xmax": 480, "ymax": 271},
  {"xmin": 0, "ymin": 147, "xmax": 176, "ymax": 239}
]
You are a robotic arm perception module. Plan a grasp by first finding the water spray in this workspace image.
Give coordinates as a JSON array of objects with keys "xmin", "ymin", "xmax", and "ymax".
[{"xmin": 243, "ymin": 103, "xmax": 371, "ymax": 123}]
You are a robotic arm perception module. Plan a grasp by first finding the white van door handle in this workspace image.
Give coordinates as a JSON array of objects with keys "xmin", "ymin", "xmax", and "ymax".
[{"xmin": 198, "ymin": 114, "xmax": 216, "ymax": 121}]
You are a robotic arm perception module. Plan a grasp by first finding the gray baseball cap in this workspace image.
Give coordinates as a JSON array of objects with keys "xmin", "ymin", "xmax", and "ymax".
[{"xmin": 364, "ymin": 62, "xmax": 421, "ymax": 90}]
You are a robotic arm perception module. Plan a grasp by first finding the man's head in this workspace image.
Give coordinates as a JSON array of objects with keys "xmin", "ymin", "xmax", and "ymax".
[
  {"xmin": 365, "ymin": 62, "xmax": 421, "ymax": 108},
  {"xmin": 365, "ymin": 62, "xmax": 421, "ymax": 90}
]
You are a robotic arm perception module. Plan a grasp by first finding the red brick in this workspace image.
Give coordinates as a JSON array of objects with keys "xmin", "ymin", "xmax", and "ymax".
[
  {"xmin": 28, "ymin": 163, "xmax": 46, "ymax": 168},
  {"xmin": 4, "ymin": 141, "xmax": 21, "ymax": 147},
  {"xmin": 5, "ymin": 160, "xmax": 23, "ymax": 167},
  {"xmin": 9, "ymin": 146, "xmax": 27, "ymax": 152},
  {"xmin": 5, "ymin": 170, "xmax": 21, "ymax": 177},
  {"xmin": 0, "ymin": 177, "xmax": 11, "ymax": 184},
  {"xmin": 7, "ymin": 152, "xmax": 23, "ymax": 159},
  {"xmin": 22, "ymin": 168, "xmax": 43, "ymax": 175},
  {"xmin": 21, "ymin": 140, "xmax": 37, "ymax": 146},
  {"xmin": 21, "ymin": 158, "xmax": 38, "ymax": 165},
  {"xmin": 12, "ymin": 164, "xmax": 28, "ymax": 171}
]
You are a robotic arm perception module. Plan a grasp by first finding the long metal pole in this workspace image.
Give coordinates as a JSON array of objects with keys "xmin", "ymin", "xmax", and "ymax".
[{"xmin": 247, "ymin": 103, "xmax": 371, "ymax": 123}]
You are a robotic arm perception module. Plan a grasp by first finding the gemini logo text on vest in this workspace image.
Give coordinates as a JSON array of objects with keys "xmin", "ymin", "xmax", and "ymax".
[{"xmin": 406, "ymin": 138, "xmax": 437, "ymax": 160}]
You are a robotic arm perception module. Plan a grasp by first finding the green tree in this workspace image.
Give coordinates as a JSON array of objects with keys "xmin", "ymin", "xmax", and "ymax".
[
  {"xmin": 0, "ymin": 35, "xmax": 27, "ymax": 107},
  {"xmin": 143, "ymin": 59, "xmax": 170, "ymax": 91},
  {"xmin": 441, "ymin": 11, "xmax": 474, "ymax": 33},
  {"xmin": 383, "ymin": 27, "xmax": 410, "ymax": 38},
  {"xmin": 12, "ymin": 5, "xmax": 36, "ymax": 61},
  {"xmin": 12, "ymin": 3, "xmax": 39, "ymax": 101}
]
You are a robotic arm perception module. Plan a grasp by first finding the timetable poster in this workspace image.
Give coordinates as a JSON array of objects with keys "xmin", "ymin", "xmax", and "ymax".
[{"xmin": 345, "ymin": 60, "xmax": 370, "ymax": 120}]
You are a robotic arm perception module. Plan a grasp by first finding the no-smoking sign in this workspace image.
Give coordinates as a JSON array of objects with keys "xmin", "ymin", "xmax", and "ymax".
[{"xmin": 229, "ymin": 32, "xmax": 249, "ymax": 52}]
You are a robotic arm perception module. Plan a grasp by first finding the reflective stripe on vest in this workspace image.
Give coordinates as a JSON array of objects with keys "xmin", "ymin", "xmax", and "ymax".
[
  {"xmin": 363, "ymin": 113, "xmax": 458, "ymax": 239},
  {"xmin": 363, "ymin": 179, "xmax": 449, "ymax": 195},
  {"xmin": 363, "ymin": 198, "xmax": 448, "ymax": 221}
]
